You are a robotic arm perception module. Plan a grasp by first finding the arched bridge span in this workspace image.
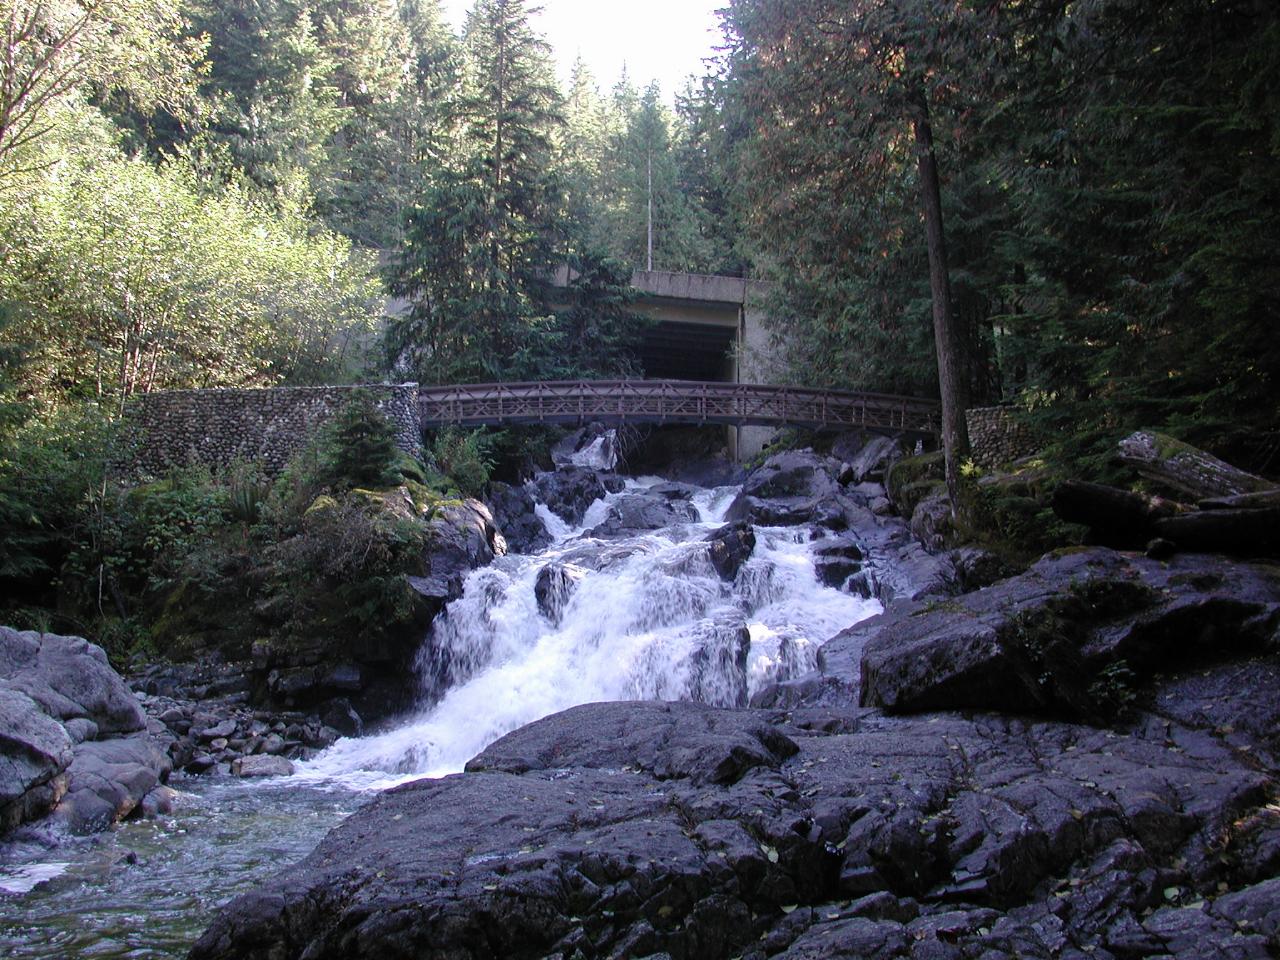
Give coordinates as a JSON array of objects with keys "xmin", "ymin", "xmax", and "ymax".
[{"xmin": 419, "ymin": 380, "xmax": 939, "ymax": 437}]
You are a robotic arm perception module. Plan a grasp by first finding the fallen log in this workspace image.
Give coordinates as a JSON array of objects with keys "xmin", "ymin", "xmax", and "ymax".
[
  {"xmin": 1199, "ymin": 489, "xmax": 1280, "ymax": 510},
  {"xmin": 1051, "ymin": 480, "xmax": 1180, "ymax": 543},
  {"xmin": 1153, "ymin": 507, "xmax": 1280, "ymax": 555},
  {"xmin": 1117, "ymin": 431, "xmax": 1277, "ymax": 500}
]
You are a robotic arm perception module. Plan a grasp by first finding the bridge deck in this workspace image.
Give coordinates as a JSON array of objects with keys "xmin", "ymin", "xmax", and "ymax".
[{"xmin": 419, "ymin": 380, "xmax": 939, "ymax": 436}]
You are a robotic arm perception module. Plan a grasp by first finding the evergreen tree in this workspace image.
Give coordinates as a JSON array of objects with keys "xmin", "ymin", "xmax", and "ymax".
[
  {"xmin": 321, "ymin": 388, "xmax": 401, "ymax": 488},
  {"xmin": 385, "ymin": 0, "xmax": 567, "ymax": 383}
]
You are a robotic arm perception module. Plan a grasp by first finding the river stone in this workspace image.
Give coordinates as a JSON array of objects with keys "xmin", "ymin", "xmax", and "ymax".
[
  {"xmin": 705, "ymin": 521, "xmax": 756, "ymax": 581},
  {"xmin": 528, "ymin": 466, "xmax": 608, "ymax": 525},
  {"xmin": 199, "ymin": 718, "xmax": 238, "ymax": 741},
  {"xmin": 726, "ymin": 451, "xmax": 844, "ymax": 527},
  {"xmin": 0, "ymin": 627, "xmax": 146, "ymax": 734},
  {"xmin": 0, "ymin": 686, "xmax": 74, "ymax": 831},
  {"xmin": 859, "ymin": 547, "xmax": 1280, "ymax": 718},
  {"xmin": 231, "ymin": 755, "xmax": 295, "ymax": 778},
  {"xmin": 587, "ymin": 493, "xmax": 699, "ymax": 538},
  {"xmin": 55, "ymin": 733, "xmax": 171, "ymax": 833},
  {"xmin": 190, "ymin": 651, "xmax": 1280, "ymax": 960},
  {"xmin": 485, "ymin": 481, "xmax": 551, "ymax": 554}
]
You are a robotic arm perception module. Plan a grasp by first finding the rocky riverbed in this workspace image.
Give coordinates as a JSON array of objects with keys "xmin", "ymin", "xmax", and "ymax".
[
  {"xmin": 4, "ymin": 436, "xmax": 1279, "ymax": 959},
  {"xmin": 187, "ymin": 445, "xmax": 1280, "ymax": 960}
]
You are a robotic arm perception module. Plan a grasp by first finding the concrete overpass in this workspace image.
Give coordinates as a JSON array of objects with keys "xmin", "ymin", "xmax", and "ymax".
[{"xmin": 559, "ymin": 269, "xmax": 780, "ymax": 458}]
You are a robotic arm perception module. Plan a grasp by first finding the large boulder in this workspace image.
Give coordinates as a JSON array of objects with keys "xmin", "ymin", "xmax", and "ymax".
[
  {"xmin": 0, "ymin": 628, "xmax": 173, "ymax": 835},
  {"xmin": 54, "ymin": 732, "xmax": 173, "ymax": 833},
  {"xmin": 485, "ymin": 481, "xmax": 551, "ymax": 554},
  {"xmin": 528, "ymin": 466, "xmax": 609, "ymax": 526},
  {"xmin": 0, "ymin": 626, "xmax": 147, "ymax": 735},
  {"xmin": 726, "ymin": 451, "xmax": 844, "ymax": 527},
  {"xmin": 858, "ymin": 547, "xmax": 1280, "ymax": 718},
  {"xmin": 586, "ymin": 493, "xmax": 699, "ymax": 538},
  {"xmin": 408, "ymin": 498, "xmax": 506, "ymax": 602},
  {"xmin": 191, "ymin": 654, "xmax": 1280, "ymax": 960}
]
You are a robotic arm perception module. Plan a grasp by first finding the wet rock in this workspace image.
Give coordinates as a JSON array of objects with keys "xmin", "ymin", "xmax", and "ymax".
[
  {"xmin": 319, "ymin": 698, "xmax": 363, "ymax": 738},
  {"xmin": 185, "ymin": 754, "xmax": 217, "ymax": 774},
  {"xmin": 811, "ymin": 535, "xmax": 864, "ymax": 588},
  {"xmin": 587, "ymin": 493, "xmax": 699, "ymax": 538},
  {"xmin": 648, "ymin": 481, "xmax": 699, "ymax": 501},
  {"xmin": 705, "ymin": 521, "xmax": 757, "ymax": 581},
  {"xmin": 486, "ymin": 481, "xmax": 551, "ymax": 554},
  {"xmin": 528, "ymin": 466, "xmax": 608, "ymax": 526},
  {"xmin": 54, "ymin": 733, "xmax": 172, "ymax": 833},
  {"xmin": 191, "ymin": 651, "xmax": 1280, "ymax": 960},
  {"xmin": 550, "ymin": 424, "xmax": 617, "ymax": 470},
  {"xmin": 410, "ymin": 499, "xmax": 506, "ymax": 601},
  {"xmin": 258, "ymin": 734, "xmax": 287, "ymax": 756},
  {"xmin": 139, "ymin": 784, "xmax": 178, "ymax": 818},
  {"xmin": 534, "ymin": 561, "xmax": 588, "ymax": 625},
  {"xmin": 231, "ymin": 755, "xmax": 294, "ymax": 778},
  {"xmin": 860, "ymin": 548, "xmax": 1280, "ymax": 718}
]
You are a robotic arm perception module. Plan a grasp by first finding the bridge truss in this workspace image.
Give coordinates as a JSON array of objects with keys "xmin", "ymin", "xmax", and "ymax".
[{"xmin": 419, "ymin": 380, "xmax": 939, "ymax": 437}]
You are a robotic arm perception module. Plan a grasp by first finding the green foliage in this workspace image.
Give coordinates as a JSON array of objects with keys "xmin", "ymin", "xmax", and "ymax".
[
  {"xmin": 0, "ymin": 0, "xmax": 205, "ymax": 170},
  {"xmin": 427, "ymin": 428, "xmax": 497, "ymax": 498},
  {"xmin": 260, "ymin": 494, "xmax": 428, "ymax": 651},
  {"xmin": 319, "ymin": 389, "xmax": 402, "ymax": 490},
  {"xmin": 0, "ymin": 107, "xmax": 380, "ymax": 408},
  {"xmin": 719, "ymin": 0, "xmax": 1280, "ymax": 473}
]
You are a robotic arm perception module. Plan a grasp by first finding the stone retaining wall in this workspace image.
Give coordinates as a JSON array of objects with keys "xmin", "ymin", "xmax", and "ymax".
[
  {"xmin": 121, "ymin": 385, "xmax": 422, "ymax": 478},
  {"xmin": 966, "ymin": 406, "xmax": 1040, "ymax": 469}
]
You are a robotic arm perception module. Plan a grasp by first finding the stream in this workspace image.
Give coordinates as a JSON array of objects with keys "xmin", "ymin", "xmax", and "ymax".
[{"xmin": 0, "ymin": 469, "xmax": 881, "ymax": 958}]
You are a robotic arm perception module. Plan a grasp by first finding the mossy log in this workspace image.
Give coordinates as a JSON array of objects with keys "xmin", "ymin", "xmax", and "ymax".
[
  {"xmin": 1117, "ymin": 431, "xmax": 1277, "ymax": 500},
  {"xmin": 1051, "ymin": 480, "xmax": 1179, "ymax": 541}
]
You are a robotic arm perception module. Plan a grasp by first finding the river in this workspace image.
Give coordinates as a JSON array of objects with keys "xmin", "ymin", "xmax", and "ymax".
[{"xmin": 0, "ymin": 470, "xmax": 880, "ymax": 958}]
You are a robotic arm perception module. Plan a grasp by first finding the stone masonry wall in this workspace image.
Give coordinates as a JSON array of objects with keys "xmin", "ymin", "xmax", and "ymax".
[
  {"xmin": 121, "ymin": 385, "xmax": 422, "ymax": 478},
  {"xmin": 966, "ymin": 406, "xmax": 1041, "ymax": 470}
]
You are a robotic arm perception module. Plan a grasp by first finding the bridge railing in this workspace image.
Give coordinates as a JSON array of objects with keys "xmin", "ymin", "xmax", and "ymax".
[{"xmin": 419, "ymin": 379, "xmax": 940, "ymax": 436}]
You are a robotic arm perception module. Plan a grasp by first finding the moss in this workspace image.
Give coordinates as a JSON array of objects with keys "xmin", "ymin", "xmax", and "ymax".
[{"xmin": 886, "ymin": 451, "xmax": 944, "ymax": 504}]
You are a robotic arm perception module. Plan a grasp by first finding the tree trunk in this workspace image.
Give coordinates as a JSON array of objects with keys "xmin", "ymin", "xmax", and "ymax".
[
  {"xmin": 1117, "ymin": 431, "xmax": 1277, "ymax": 500},
  {"xmin": 908, "ymin": 83, "xmax": 969, "ymax": 511}
]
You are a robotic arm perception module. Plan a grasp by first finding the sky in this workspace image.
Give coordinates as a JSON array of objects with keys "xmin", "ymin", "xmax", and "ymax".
[{"xmin": 442, "ymin": 0, "xmax": 725, "ymax": 100}]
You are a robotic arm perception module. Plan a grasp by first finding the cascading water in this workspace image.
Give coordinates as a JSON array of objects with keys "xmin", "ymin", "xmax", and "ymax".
[
  {"xmin": 295, "ymin": 474, "xmax": 881, "ymax": 790},
  {"xmin": 0, "ymin": 463, "xmax": 884, "ymax": 959}
]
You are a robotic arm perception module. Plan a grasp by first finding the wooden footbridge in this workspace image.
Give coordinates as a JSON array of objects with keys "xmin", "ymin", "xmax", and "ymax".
[{"xmin": 419, "ymin": 380, "xmax": 939, "ymax": 437}]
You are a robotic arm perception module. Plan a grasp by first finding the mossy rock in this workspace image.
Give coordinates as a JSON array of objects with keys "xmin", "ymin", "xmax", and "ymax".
[
  {"xmin": 886, "ymin": 451, "xmax": 944, "ymax": 513},
  {"xmin": 305, "ymin": 495, "xmax": 340, "ymax": 515}
]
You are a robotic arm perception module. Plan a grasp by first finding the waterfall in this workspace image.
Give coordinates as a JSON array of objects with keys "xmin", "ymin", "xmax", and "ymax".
[{"xmin": 294, "ymin": 474, "xmax": 880, "ymax": 790}]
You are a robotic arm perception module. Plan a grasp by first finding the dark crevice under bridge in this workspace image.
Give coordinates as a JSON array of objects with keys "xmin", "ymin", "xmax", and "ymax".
[{"xmin": 419, "ymin": 380, "xmax": 940, "ymax": 437}]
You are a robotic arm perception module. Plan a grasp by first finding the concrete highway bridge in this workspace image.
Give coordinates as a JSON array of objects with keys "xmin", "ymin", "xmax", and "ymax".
[{"xmin": 419, "ymin": 379, "xmax": 940, "ymax": 438}]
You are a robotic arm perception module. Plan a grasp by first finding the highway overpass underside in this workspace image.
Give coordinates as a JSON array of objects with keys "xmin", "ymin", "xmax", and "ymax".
[{"xmin": 629, "ymin": 271, "xmax": 774, "ymax": 459}]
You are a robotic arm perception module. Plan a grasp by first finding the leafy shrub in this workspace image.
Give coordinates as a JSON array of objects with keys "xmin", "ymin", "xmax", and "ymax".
[
  {"xmin": 428, "ymin": 428, "xmax": 497, "ymax": 497},
  {"xmin": 262, "ymin": 496, "xmax": 428, "ymax": 650}
]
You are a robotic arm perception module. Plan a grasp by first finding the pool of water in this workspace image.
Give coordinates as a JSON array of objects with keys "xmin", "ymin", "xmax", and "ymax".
[{"xmin": 0, "ymin": 777, "xmax": 362, "ymax": 959}]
